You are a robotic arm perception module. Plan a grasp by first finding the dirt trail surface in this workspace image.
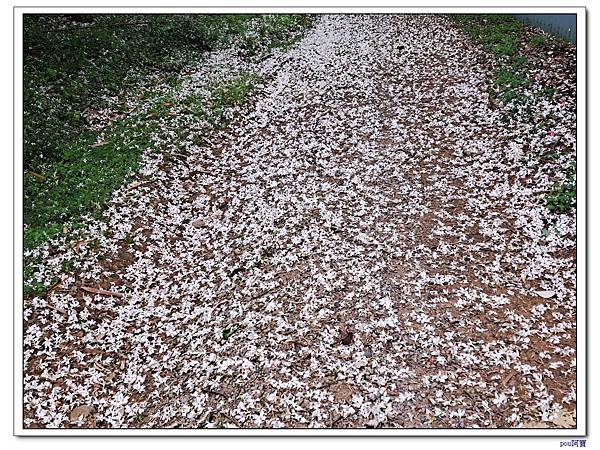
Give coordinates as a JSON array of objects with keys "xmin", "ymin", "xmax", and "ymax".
[{"xmin": 24, "ymin": 15, "xmax": 576, "ymax": 429}]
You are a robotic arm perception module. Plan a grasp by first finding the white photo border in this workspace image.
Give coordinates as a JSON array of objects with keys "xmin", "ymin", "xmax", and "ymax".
[{"xmin": 13, "ymin": 4, "xmax": 587, "ymax": 437}]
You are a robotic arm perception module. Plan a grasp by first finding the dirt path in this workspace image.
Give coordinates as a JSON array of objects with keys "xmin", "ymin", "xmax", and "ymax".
[{"xmin": 24, "ymin": 15, "xmax": 576, "ymax": 429}]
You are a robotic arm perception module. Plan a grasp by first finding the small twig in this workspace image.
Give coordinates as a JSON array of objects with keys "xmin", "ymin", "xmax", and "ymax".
[
  {"xmin": 219, "ymin": 411, "xmax": 241, "ymax": 428},
  {"xmin": 46, "ymin": 303, "xmax": 66, "ymax": 314},
  {"xmin": 331, "ymin": 413, "xmax": 344, "ymax": 427},
  {"xmin": 501, "ymin": 370, "xmax": 516, "ymax": 387},
  {"xmin": 28, "ymin": 171, "xmax": 46, "ymax": 181},
  {"xmin": 251, "ymin": 286, "xmax": 278, "ymax": 301},
  {"xmin": 46, "ymin": 278, "xmax": 63, "ymax": 296},
  {"xmin": 286, "ymin": 338, "xmax": 310, "ymax": 347},
  {"xmin": 201, "ymin": 387, "xmax": 228, "ymax": 398},
  {"xmin": 129, "ymin": 179, "xmax": 158, "ymax": 190},
  {"xmin": 90, "ymin": 140, "xmax": 109, "ymax": 148},
  {"xmin": 80, "ymin": 286, "xmax": 125, "ymax": 298}
]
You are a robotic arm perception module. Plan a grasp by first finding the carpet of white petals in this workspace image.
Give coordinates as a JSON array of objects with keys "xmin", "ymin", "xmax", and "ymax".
[{"xmin": 24, "ymin": 15, "xmax": 576, "ymax": 429}]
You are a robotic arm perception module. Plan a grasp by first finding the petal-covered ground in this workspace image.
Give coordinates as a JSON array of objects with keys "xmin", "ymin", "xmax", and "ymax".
[{"xmin": 23, "ymin": 14, "xmax": 576, "ymax": 429}]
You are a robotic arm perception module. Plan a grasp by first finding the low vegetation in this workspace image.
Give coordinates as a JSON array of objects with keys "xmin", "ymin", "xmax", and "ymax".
[
  {"xmin": 546, "ymin": 164, "xmax": 577, "ymax": 214},
  {"xmin": 451, "ymin": 14, "xmax": 530, "ymax": 103},
  {"xmin": 24, "ymin": 14, "xmax": 312, "ymax": 251},
  {"xmin": 451, "ymin": 14, "xmax": 576, "ymax": 216}
]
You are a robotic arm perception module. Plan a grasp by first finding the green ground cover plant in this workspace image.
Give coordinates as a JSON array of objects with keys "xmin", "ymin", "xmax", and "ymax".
[
  {"xmin": 23, "ymin": 14, "xmax": 312, "ymax": 252},
  {"xmin": 452, "ymin": 14, "xmax": 529, "ymax": 104},
  {"xmin": 451, "ymin": 14, "xmax": 576, "ymax": 216},
  {"xmin": 546, "ymin": 164, "xmax": 576, "ymax": 214}
]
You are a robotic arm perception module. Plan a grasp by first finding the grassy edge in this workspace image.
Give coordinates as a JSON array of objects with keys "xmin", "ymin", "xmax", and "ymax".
[
  {"xmin": 23, "ymin": 73, "xmax": 264, "ymax": 298},
  {"xmin": 23, "ymin": 15, "xmax": 314, "ymax": 298},
  {"xmin": 450, "ymin": 14, "xmax": 576, "ymax": 217}
]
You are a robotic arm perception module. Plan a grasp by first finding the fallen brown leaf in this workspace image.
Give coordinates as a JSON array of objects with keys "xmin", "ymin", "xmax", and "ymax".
[
  {"xmin": 340, "ymin": 326, "xmax": 353, "ymax": 345},
  {"xmin": 523, "ymin": 410, "xmax": 576, "ymax": 429},
  {"xmin": 330, "ymin": 382, "xmax": 354, "ymax": 402},
  {"xmin": 94, "ymin": 332, "xmax": 107, "ymax": 343},
  {"xmin": 552, "ymin": 409, "xmax": 576, "ymax": 428},
  {"xmin": 522, "ymin": 420, "xmax": 550, "ymax": 428},
  {"xmin": 285, "ymin": 338, "xmax": 309, "ymax": 348},
  {"xmin": 192, "ymin": 219, "xmax": 206, "ymax": 228},
  {"xmin": 70, "ymin": 240, "xmax": 90, "ymax": 254},
  {"xmin": 501, "ymin": 370, "xmax": 515, "ymax": 386},
  {"xmin": 90, "ymin": 141, "xmax": 109, "ymax": 148},
  {"xmin": 84, "ymin": 107, "xmax": 100, "ymax": 117},
  {"xmin": 69, "ymin": 405, "xmax": 95, "ymax": 422},
  {"xmin": 28, "ymin": 171, "xmax": 46, "ymax": 181}
]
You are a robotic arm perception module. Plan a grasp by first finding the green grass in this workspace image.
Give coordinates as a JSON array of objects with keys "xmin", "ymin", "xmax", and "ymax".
[
  {"xmin": 452, "ymin": 14, "xmax": 523, "ymax": 55},
  {"xmin": 529, "ymin": 34, "xmax": 549, "ymax": 48},
  {"xmin": 239, "ymin": 14, "xmax": 313, "ymax": 54},
  {"xmin": 24, "ymin": 113, "xmax": 159, "ymax": 249},
  {"xmin": 546, "ymin": 165, "xmax": 576, "ymax": 214},
  {"xmin": 24, "ymin": 15, "xmax": 242, "ymax": 169},
  {"xmin": 451, "ymin": 14, "xmax": 572, "ymax": 109},
  {"xmin": 23, "ymin": 13, "xmax": 311, "ymax": 173},
  {"xmin": 23, "ymin": 258, "xmax": 51, "ymax": 298},
  {"xmin": 23, "ymin": 14, "xmax": 312, "ymax": 254},
  {"xmin": 209, "ymin": 73, "xmax": 262, "ymax": 119},
  {"xmin": 451, "ymin": 14, "xmax": 576, "ymax": 216},
  {"xmin": 133, "ymin": 413, "xmax": 145, "ymax": 425},
  {"xmin": 495, "ymin": 66, "xmax": 529, "ymax": 102},
  {"xmin": 451, "ymin": 14, "xmax": 529, "ymax": 105}
]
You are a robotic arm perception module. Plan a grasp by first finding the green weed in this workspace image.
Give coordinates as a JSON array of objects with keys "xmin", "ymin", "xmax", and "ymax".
[
  {"xmin": 529, "ymin": 35, "xmax": 549, "ymax": 48},
  {"xmin": 546, "ymin": 169, "xmax": 576, "ymax": 214},
  {"xmin": 222, "ymin": 324, "xmax": 240, "ymax": 340},
  {"xmin": 451, "ymin": 15, "xmax": 528, "ymax": 105},
  {"xmin": 23, "ymin": 14, "xmax": 312, "ymax": 256}
]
